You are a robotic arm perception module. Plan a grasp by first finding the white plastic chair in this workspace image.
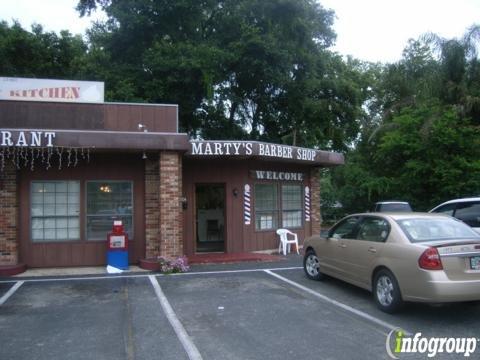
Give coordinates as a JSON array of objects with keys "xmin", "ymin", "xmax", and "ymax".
[{"xmin": 276, "ymin": 229, "xmax": 300, "ymax": 256}]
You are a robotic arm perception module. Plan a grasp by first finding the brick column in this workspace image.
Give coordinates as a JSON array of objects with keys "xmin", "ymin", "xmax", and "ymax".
[
  {"xmin": 159, "ymin": 152, "xmax": 183, "ymax": 258},
  {"xmin": 0, "ymin": 163, "xmax": 18, "ymax": 265},
  {"xmin": 310, "ymin": 167, "xmax": 322, "ymax": 235},
  {"xmin": 145, "ymin": 158, "xmax": 160, "ymax": 259}
]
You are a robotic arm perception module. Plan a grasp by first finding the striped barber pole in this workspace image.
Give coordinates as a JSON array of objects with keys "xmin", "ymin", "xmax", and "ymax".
[
  {"xmin": 244, "ymin": 184, "xmax": 251, "ymax": 225},
  {"xmin": 305, "ymin": 186, "xmax": 311, "ymax": 222}
]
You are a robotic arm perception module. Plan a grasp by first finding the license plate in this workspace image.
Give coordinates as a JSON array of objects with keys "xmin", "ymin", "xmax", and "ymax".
[{"xmin": 470, "ymin": 256, "xmax": 480, "ymax": 270}]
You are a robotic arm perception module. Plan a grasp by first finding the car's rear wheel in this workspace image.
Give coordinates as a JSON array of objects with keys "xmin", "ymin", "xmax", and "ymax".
[
  {"xmin": 373, "ymin": 269, "xmax": 403, "ymax": 313},
  {"xmin": 303, "ymin": 250, "xmax": 324, "ymax": 280}
]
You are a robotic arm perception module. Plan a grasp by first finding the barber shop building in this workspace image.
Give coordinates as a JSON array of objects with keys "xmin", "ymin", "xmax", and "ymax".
[{"xmin": 0, "ymin": 77, "xmax": 343, "ymax": 272}]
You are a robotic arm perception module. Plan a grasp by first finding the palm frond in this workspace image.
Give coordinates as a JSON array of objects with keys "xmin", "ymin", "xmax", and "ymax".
[{"xmin": 462, "ymin": 24, "xmax": 480, "ymax": 59}]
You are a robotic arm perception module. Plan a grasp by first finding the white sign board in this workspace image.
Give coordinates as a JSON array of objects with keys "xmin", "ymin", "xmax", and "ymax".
[
  {"xmin": 110, "ymin": 235, "xmax": 126, "ymax": 249},
  {"xmin": 191, "ymin": 141, "xmax": 318, "ymax": 162},
  {"xmin": 0, "ymin": 77, "xmax": 104, "ymax": 103}
]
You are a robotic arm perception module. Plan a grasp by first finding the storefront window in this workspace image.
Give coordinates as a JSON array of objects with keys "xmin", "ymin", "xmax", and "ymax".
[
  {"xmin": 86, "ymin": 181, "xmax": 133, "ymax": 240},
  {"xmin": 254, "ymin": 183, "xmax": 303, "ymax": 230},
  {"xmin": 281, "ymin": 185, "xmax": 302, "ymax": 228},
  {"xmin": 31, "ymin": 181, "xmax": 80, "ymax": 242},
  {"xmin": 254, "ymin": 184, "xmax": 278, "ymax": 230}
]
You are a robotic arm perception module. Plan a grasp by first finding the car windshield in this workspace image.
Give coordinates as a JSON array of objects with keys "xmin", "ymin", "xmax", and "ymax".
[
  {"xmin": 379, "ymin": 203, "xmax": 412, "ymax": 212},
  {"xmin": 396, "ymin": 217, "xmax": 480, "ymax": 243}
]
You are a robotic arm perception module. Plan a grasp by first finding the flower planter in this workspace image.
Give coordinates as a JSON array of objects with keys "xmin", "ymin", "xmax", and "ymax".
[
  {"xmin": 139, "ymin": 258, "xmax": 161, "ymax": 271},
  {"xmin": 0, "ymin": 263, "xmax": 27, "ymax": 276}
]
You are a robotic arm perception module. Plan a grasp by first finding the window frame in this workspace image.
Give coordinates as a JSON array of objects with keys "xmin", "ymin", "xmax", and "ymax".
[
  {"xmin": 452, "ymin": 201, "xmax": 480, "ymax": 228},
  {"xmin": 280, "ymin": 184, "xmax": 303, "ymax": 229},
  {"xmin": 29, "ymin": 179, "xmax": 135, "ymax": 243},
  {"xmin": 254, "ymin": 183, "xmax": 279, "ymax": 231},
  {"xmin": 85, "ymin": 180, "xmax": 134, "ymax": 241},
  {"xmin": 254, "ymin": 182, "xmax": 304, "ymax": 232},
  {"xmin": 30, "ymin": 180, "xmax": 81, "ymax": 243},
  {"xmin": 431, "ymin": 203, "xmax": 457, "ymax": 216},
  {"xmin": 355, "ymin": 216, "xmax": 391, "ymax": 243},
  {"xmin": 328, "ymin": 216, "xmax": 362, "ymax": 239},
  {"xmin": 432, "ymin": 201, "xmax": 480, "ymax": 228}
]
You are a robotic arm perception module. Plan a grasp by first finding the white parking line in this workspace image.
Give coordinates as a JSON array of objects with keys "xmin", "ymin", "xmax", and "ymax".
[
  {"xmin": 264, "ymin": 270, "xmax": 410, "ymax": 335},
  {"xmin": 0, "ymin": 266, "xmax": 303, "ymax": 284},
  {"xmin": 148, "ymin": 275, "xmax": 203, "ymax": 360},
  {"xmin": 0, "ymin": 281, "xmax": 24, "ymax": 306},
  {"xmin": 1, "ymin": 268, "xmax": 411, "ymax": 338}
]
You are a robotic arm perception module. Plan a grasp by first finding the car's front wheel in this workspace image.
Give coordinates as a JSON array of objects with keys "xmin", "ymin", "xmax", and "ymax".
[
  {"xmin": 303, "ymin": 250, "xmax": 324, "ymax": 281},
  {"xmin": 373, "ymin": 269, "xmax": 403, "ymax": 313}
]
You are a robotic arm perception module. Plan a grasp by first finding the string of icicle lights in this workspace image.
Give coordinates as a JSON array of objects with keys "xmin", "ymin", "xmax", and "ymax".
[{"xmin": 0, "ymin": 146, "xmax": 91, "ymax": 172}]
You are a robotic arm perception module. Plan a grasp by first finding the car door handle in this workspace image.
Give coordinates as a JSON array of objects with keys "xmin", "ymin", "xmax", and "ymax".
[
  {"xmin": 339, "ymin": 244, "xmax": 347, "ymax": 248},
  {"xmin": 368, "ymin": 247, "xmax": 377, "ymax": 253}
]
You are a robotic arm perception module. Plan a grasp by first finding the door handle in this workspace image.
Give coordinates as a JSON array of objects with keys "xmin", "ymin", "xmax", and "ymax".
[{"xmin": 368, "ymin": 247, "xmax": 377, "ymax": 253}]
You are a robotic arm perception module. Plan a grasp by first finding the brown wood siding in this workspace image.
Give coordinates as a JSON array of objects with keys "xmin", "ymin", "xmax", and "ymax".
[
  {"xmin": 18, "ymin": 153, "xmax": 145, "ymax": 267},
  {"xmin": 0, "ymin": 100, "xmax": 177, "ymax": 133},
  {"xmin": 182, "ymin": 158, "xmax": 313, "ymax": 255},
  {"xmin": 0, "ymin": 130, "xmax": 190, "ymax": 151},
  {"xmin": 104, "ymin": 104, "xmax": 177, "ymax": 132},
  {"xmin": 2, "ymin": 101, "xmax": 104, "ymax": 129}
]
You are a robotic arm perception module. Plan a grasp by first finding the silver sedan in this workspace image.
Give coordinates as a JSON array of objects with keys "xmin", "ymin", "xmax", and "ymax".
[{"xmin": 303, "ymin": 213, "xmax": 480, "ymax": 313}]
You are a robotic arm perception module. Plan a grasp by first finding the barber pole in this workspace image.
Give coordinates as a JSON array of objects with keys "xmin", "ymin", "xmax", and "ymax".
[
  {"xmin": 244, "ymin": 184, "xmax": 251, "ymax": 225},
  {"xmin": 305, "ymin": 186, "xmax": 311, "ymax": 222}
]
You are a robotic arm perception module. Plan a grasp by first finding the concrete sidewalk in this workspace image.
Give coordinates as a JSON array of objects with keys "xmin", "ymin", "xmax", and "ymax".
[
  {"xmin": 8, "ymin": 254, "xmax": 301, "ymax": 279},
  {"xmin": 12, "ymin": 265, "xmax": 149, "ymax": 278}
]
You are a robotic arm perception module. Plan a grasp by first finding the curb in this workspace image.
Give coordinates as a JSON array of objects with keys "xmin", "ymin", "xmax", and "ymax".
[{"xmin": 0, "ymin": 264, "xmax": 27, "ymax": 277}]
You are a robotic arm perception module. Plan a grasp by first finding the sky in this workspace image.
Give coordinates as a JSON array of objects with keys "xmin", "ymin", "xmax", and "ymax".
[
  {"xmin": 320, "ymin": 0, "xmax": 480, "ymax": 62},
  {"xmin": 0, "ymin": 0, "xmax": 479, "ymax": 63},
  {"xmin": 0, "ymin": 0, "xmax": 106, "ymax": 37}
]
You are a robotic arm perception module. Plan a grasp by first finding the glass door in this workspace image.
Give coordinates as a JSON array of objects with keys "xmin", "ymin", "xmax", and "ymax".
[{"xmin": 196, "ymin": 184, "xmax": 225, "ymax": 252}]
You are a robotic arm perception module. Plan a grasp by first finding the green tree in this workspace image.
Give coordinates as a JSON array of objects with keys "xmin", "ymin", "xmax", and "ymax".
[
  {"xmin": 423, "ymin": 25, "xmax": 480, "ymax": 118},
  {"xmin": 334, "ymin": 26, "xmax": 480, "ymax": 213},
  {"xmin": 76, "ymin": 0, "xmax": 366, "ymax": 150},
  {"xmin": 0, "ymin": 21, "xmax": 87, "ymax": 79},
  {"xmin": 375, "ymin": 103, "xmax": 480, "ymax": 209}
]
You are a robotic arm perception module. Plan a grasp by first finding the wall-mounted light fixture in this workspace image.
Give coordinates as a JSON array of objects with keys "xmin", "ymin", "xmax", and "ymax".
[
  {"xmin": 181, "ymin": 196, "xmax": 188, "ymax": 210},
  {"xmin": 232, "ymin": 188, "xmax": 239, "ymax": 197}
]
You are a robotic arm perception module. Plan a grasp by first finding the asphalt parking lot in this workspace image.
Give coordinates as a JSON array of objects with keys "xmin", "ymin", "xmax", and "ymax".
[{"xmin": 1, "ymin": 257, "xmax": 479, "ymax": 360}]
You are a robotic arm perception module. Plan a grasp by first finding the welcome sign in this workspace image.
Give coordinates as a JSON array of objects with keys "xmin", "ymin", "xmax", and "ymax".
[
  {"xmin": 0, "ymin": 77, "xmax": 104, "ymax": 103},
  {"xmin": 250, "ymin": 170, "xmax": 305, "ymax": 181}
]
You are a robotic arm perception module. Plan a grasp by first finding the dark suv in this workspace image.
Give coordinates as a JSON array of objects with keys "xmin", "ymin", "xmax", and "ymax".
[
  {"xmin": 429, "ymin": 197, "xmax": 480, "ymax": 233},
  {"xmin": 372, "ymin": 201, "xmax": 412, "ymax": 212}
]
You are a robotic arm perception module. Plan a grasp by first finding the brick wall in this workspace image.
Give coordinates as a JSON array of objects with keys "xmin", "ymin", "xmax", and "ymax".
[
  {"xmin": 159, "ymin": 152, "xmax": 183, "ymax": 257},
  {"xmin": 310, "ymin": 167, "xmax": 322, "ymax": 235},
  {"xmin": 145, "ymin": 158, "xmax": 160, "ymax": 259},
  {"xmin": 0, "ymin": 163, "xmax": 18, "ymax": 265},
  {"xmin": 144, "ymin": 152, "xmax": 183, "ymax": 259}
]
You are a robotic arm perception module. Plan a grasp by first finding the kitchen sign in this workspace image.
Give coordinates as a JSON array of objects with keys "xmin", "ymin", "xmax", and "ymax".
[{"xmin": 0, "ymin": 77, "xmax": 104, "ymax": 103}]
